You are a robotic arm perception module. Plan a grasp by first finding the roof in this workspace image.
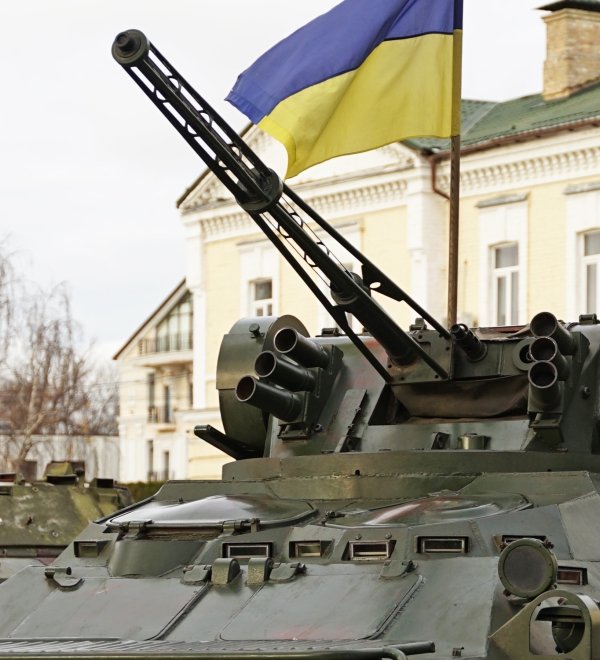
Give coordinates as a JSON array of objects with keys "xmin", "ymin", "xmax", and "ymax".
[
  {"xmin": 407, "ymin": 81, "xmax": 600, "ymax": 155},
  {"xmin": 538, "ymin": 0, "xmax": 600, "ymax": 12},
  {"xmin": 112, "ymin": 278, "xmax": 188, "ymax": 360}
]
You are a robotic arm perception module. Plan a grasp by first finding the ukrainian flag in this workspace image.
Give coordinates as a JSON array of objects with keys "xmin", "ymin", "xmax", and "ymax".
[{"xmin": 227, "ymin": 0, "xmax": 463, "ymax": 179}]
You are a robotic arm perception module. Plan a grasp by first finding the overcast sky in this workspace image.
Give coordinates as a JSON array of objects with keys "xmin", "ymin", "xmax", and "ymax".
[{"xmin": 0, "ymin": 0, "xmax": 545, "ymax": 360}]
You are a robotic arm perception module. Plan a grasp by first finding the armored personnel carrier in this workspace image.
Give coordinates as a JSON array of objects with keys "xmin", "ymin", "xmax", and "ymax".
[
  {"xmin": 0, "ymin": 29, "xmax": 598, "ymax": 659},
  {"xmin": 0, "ymin": 461, "xmax": 131, "ymax": 583}
]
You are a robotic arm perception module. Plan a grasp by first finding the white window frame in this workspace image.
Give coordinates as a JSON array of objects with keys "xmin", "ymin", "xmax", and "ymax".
[
  {"xmin": 565, "ymin": 188, "xmax": 600, "ymax": 319},
  {"xmin": 239, "ymin": 242, "xmax": 279, "ymax": 317},
  {"xmin": 491, "ymin": 243, "xmax": 519, "ymax": 326},
  {"xmin": 581, "ymin": 230, "xmax": 600, "ymax": 315},
  {"xmin": 478, "ymin": 201, "xmax": 528, "ymax": 326},
  {"xmin": 249, "ymin": 278, "xmax": 274, "ymax": 317}
]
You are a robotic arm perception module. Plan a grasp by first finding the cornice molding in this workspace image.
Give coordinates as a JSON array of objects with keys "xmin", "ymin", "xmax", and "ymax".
[
  {"xmin": 182, "ymin": 131, "xmax": 600, "ymax": 239},
  {"xmin": 186, "ymin": 178, "xmax": 408, "ymax": 241},
  {"xmin": 435, "ymin": 141, "xmax": 600, "ymax": 196}
]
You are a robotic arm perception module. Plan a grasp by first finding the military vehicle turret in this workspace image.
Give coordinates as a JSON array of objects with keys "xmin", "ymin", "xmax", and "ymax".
[
  {"xmin": 0, "ymin": 461, "xmax": 132, "ymax": 583},
  {"xmin": 0, "ymin": 30, "xmax": 598, "ymax": 659}
]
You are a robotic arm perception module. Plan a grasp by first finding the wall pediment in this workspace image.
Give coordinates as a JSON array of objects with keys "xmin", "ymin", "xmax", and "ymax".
[{"xmin": 179, "ymin": 125, "xmax": 417, "ymax": 214}]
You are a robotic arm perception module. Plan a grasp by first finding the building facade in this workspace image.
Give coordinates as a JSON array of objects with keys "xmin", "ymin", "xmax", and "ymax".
[
  {"xmin": 114, "ymin": 280, "xmax": 230, "ymax": 482},
  {"xmin": 116, "ymin": 0, "xmax": 600, "ymax": 479}
]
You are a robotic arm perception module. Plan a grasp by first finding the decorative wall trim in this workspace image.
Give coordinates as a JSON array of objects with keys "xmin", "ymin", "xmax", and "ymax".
[
  {"xmin": 564, "ymin": 180, "xmax": 600, "ymax": 195},
  {"xmin": 476, "ymin": 193, "xmax": 529, "ymax": 208},
  {"xmin": 435, "ymin": 142, "xmax": 600, "ymax": 196},
  {"xmin": 187, "ymin": 178, "xmax": 408, "ymax": 242}
]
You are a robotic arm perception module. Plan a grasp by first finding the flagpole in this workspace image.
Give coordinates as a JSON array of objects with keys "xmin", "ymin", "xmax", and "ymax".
[
  {"xmin": 447, "ymin": 134, "xmax": 461, "ymax": 326},
  {"xmin": 447, "ymin": 0, "xmax": 463, "ymax": 328}
]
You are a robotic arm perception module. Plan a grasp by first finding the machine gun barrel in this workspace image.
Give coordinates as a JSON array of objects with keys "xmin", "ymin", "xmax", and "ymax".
[{"xmin": 112, "ymin": 30, "xmax": 450, "ymax": 379}]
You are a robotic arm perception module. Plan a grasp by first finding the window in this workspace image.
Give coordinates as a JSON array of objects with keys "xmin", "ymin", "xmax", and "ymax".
[
  {"xmin": 163, "ymin": 385, "xmax": 171, "ymax": 424},
  {"xmin": 147, "ymin": 373, "xmax": 156, "ymax": 422},
  {"xmin": 250, "ymin": 278, "xmax": 273, "ymax": 316},
  {"xmin": 147, "ymin": 440, "xmax": 154, "ymax": 481},
  {"xmin": 582, "ymin": 230, "xmax": 600, "ymax": 314},
  {"xmin": 565, "ymin": 186, "xmax": 600, "ymax": 319},
  {"xmin": 162, "ymin": 451, "xmax": 170, "ymax": 481},
  {"xmin": 492, "ymin": 243, "xmax": 519, "ymax": 325},
  {"xmin": 478, "ymin": 200, "xmax": 528, "ymax": 326},
  {"xmin": 239, "ymin": 242, "xmax": 278, "ymax": 317},
  {"xmin": 148, "ymin": 293, "xmax": 193, "ymax": 354}
]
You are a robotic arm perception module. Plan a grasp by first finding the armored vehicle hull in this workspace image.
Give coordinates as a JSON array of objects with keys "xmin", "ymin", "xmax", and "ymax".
[{"xmin": 0, "ymin": 326, "xmax": 599, "ymax": 658}]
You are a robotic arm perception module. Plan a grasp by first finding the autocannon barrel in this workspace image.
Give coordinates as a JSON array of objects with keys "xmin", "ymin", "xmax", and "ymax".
[
  {"xmin": 235, "ymin": 375, "xmax": 302, "ymax": 422},
  {"xmin": 112, "ymin": 29, "xmax": 449, "ymax": 380},
  {"xmin": 330, "ymin": 276, "xmax": 420, "ymax": 366},
  {"xmin": 530, "ymin": 311, "xmax": 576, "ymax": 355},
  {"xmin": 274, "ymin": 328, "xmax": 330, "ymax": 369},
  {"xmin": 254, "ymin": 351, "xmax": 317, "ymax": 392},
  {"xmin": 528, "ymin": 360, "xmax": 562, "ymax": 411},
  {"xmin": 450, "ymin": 323, "xmax": 487, "ymax": 361}
]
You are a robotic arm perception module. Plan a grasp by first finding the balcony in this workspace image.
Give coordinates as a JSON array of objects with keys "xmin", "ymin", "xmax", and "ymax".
[
  {"xmin": 147, "ymin": 405, "xmax": 177, "ymax": 429},
  {"xmin": 133, "ymin": 333, "xmax": 193, "ymax": 368},
  {"xmin": 138, "ymin": 332, "xmax": 192, "ymax": 355}
]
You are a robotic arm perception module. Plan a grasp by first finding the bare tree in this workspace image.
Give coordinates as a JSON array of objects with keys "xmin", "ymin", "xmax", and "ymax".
[
  {"xmin": 75, "ymin": 363, "xmax": 120, "ymax": 436},
  {"xmin": 0, "ymin": 275, "xmax": 119, "ymax": 471},
  {"xmin": 0, "ymin": 240, "xmax": 18, "ymax": 372},
  {"xmin": 0, "ymin": 285, "xmax": 89, "ymax": 466}
]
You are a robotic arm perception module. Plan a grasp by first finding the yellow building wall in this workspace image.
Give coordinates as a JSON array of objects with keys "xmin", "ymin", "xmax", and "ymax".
[
  {"xmin": 204, "ymin": 236, "xmax": 242, "ymax": 408},
  {"xmin": 363, "ymin": 206, "xmax": 410, "ymax": 329},
  {"xmin": 457, "ymin": 195, "xmax": 480, "ymax": 325},
  {"xmin": 188, "ymin": 438, "xmax": 231, "ymax": 480},
  {"xmin": 278, "ymin": 255, "xmax": 317, "ymax": 332},
  {"xmin": 528, "ymin": 181, "xmax": 567, "ymax": 319}
]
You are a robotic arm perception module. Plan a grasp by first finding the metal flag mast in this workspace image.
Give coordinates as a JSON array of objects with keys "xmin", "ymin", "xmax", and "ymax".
[
  {"xmin": 447, "ymin": 134, "xmax": 461, "ymax": 326},
  {"xmin": 446, "ymin": 9, "xmax": 463, "ymax": 327}
]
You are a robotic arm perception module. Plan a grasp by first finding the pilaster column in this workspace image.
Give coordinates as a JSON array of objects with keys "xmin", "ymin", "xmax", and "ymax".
[
  {"xmin": 183, "ymin": 216, "xmax": 207, "ymax": 410},
  {"xmin": 404, "ymin": 160, "xmax": 449, "ymax": 324}
]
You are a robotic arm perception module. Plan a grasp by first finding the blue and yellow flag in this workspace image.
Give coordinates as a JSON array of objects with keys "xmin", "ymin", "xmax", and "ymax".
[{"xmin": 227, "ymin": 0, "xmax": 463, "ymax": 178}]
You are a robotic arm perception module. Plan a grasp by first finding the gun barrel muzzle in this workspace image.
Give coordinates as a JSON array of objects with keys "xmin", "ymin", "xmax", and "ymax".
[
  {"xmin": 235, "ymin": 376, "xmax": 302, "ymax": 422},
  {"xmin": 255, "ymin": 351, "xmax": 316, "ymax": 392},
  {"xmin": 112, "ymin": 29, "xmax": 149, "ymax": 66},
  {"xmin": 274, "ymin": 328, "xmax": 329, "ymax": 368},
  {"xmin": 530, "ymin": 311, "xmax": 576, "ymax": 355},
  {"xmin": 529, "ymin": 336, "xmax": 569, "ymax": 380},
  {"xmin": 528, "ymin": 360, "xmax": 561, "ymax": 411},
  {"xmin": 450, "ymin": 323, "xmax": 487, "ymax": 361}
]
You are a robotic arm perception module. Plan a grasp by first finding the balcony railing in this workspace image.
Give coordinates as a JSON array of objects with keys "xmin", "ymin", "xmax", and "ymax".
[
  {"xmin": 138, "ymin": 332, "xmax": 193, "ymax": 356},
  {"xmin": 147, "ymin": 405, "xmax": 174, "ymax": 424}
]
